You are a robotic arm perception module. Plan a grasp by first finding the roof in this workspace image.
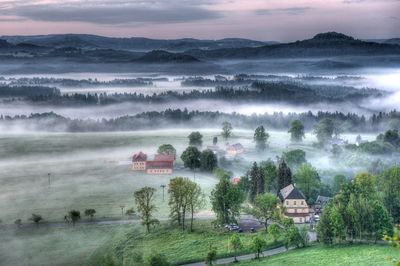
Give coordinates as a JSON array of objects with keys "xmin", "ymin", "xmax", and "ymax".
[
  {"xmin": 232, "ymin": 177, "xmax": 241, "ymax": 184},
  {"xmin": 316, "ymin": 195, "xmax": 331, "ymax": 205},
  {"xmin": 132, "ymin": 151, "xmax": 147, "ymax": 162},
  {"xmin": 146, "ymin": 160, "xmax": 173, "ymax": 169},
  {"xmin": 227, "ymin": 143, "xmax": 244, "ymax": 150},
  {"xmin": 154, "ymin": 154, "xmax": 175, "ymax": 162},
  {"xmin": 279, "ymin": 184, "xmax": 306, "ymax": 201}
]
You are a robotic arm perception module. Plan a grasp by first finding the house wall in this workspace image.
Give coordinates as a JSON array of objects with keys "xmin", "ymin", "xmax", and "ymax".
[
  {"xmin": 146, "ymin": 168, "xmax": 173, "ymax": 174},
  {"xmin": 132, "ymin": 161, "xmax": 146, "ymax": 171},
  {"xmin": 292, "ymin": 216, "xmax": 310, "ymax": 224}
]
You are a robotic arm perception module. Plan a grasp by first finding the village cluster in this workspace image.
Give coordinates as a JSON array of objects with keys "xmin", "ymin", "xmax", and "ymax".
[{"xmin": 131, "ymin": 140, "xmax": 330, "ymax": 226}]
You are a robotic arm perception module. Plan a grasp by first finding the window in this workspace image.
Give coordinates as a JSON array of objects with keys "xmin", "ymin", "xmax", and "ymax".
[
  {"xmin": 301, "ymin": 201, "xmax": 304, "ymax": 205},
  {"xmin": 286, "ymin": 201, "xmax": 289, "ymax": 205},
  {"xmin": 294, "ymin": 201, "xmax": 297, "ymax": 205}
]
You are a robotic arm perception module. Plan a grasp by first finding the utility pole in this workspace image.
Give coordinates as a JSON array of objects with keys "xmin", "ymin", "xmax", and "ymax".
[
  {"xmin": 160, "ymin": 185, "xmax": 166, "ymax": 202},
  {"xmin": 120, "ymin": 205, "xmax": 125, "ymax": 217},
  {"xmin": 48, "ymin": 173, "xmax": 51, "ymax": 188}
]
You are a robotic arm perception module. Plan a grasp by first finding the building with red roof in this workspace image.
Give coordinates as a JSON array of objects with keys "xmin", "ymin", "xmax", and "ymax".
[{"xmin": 132, "ymin": 151, "xmax": 147, "ymax": 171}]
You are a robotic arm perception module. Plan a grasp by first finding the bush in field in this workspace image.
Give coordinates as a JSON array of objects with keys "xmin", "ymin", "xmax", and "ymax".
[
  {"xmin": 14, "ymin": 219, "xmax": 22, "ymax": 227},
  {"xmin": 68, "ymin": 210, "xmax": 81, "ymax": 226},
  {"xmin": 125, "ymin": 208, "xmax": 136, "ymax": 216},
  {"xmin": 147, "ymin": 253, "xmax": 170, "ymax": 266},
  {"xmin": 29, "ymin": 214, "xmax": 43, "ymax": 226},
  {"xmin": 84, "ymin": 209, "xmax": 96, "ymax": 220}
]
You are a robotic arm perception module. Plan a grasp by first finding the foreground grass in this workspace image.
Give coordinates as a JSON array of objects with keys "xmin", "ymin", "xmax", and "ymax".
[
  {"xmin": 0, "ymin": 223, "xmax": 131, "ymax": 266},
  {"xmin": 88, "ymin": 221, "xmax": 282, "ymax": 266},
  {"xmin": 234, "ymin": 244, "xmax": 400, "ymax": 266}
]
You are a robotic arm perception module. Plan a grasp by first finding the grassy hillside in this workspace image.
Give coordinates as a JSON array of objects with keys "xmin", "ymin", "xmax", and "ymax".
[
  {"xmin": 88, "ymin": 221, "xmax": 281, "ymax": 266},
  {"xmin": 235, "ymin": 244, "xmax": 399, "ymax": 266}
]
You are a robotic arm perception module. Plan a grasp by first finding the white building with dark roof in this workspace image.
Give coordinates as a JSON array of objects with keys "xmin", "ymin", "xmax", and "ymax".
[{"xmin": 279, "ymin": 184, "xmax": 310, "ymax": 224}]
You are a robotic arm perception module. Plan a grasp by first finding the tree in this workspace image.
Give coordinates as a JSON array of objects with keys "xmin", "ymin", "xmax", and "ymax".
[
  {"xmin": 186, "ymin": 181, "xmax": 205, "ymax": 232},
  {"xmin": 210, "ymin": 176, "xmax": 244, "ymax": 225},
  {"xmin": 147, "ymin": 253, "xmax": 170, "ymax": 266},
  {"xmin": 354, "ymin": 172, "xmax": 376, "ymax": 197},
  {"xmin": 332, "ymin": 174, "xmax": 347, "ymax": 194},
  {"xmin": 168, "ymin": 177, "xmax": 204, "ymax": 231},
  {"xmin": 261, "ymin": 159, "xmax": 278, "ymax": 193},
  {"xmin": 379, "ymin": 166, "xmax": 400, "ymax": 223},
  {"xmin": 181, "ymin": 146, "xmax": 201, "ymax": 170},
  {"xmin": 157, "ymin": 144, "xmax": 176, "ymax": 156},
  {"xmin": 205, "ymin": 245, "xmax": 217, "ymax": 266},
  {"xmin": 188, "ymin": 131, "xmax": 203, "ymax": 147},
  {"xmin": 213, "ymin": 136, "xmax": 218, "ymax": 145},
  {"xmin": 314, "ymin": 118, "xmax": 335, "ymax": 144},
  {"xmin": 29, "ymin": 214, "xmax": 43, "ymax": 227},
  {"xmin": 288, "ymin": 120, "xmax": 305, "ymax": 142},
  {"xmin": 254, "ymin": 125, "xmax": 269, "ymax": 151},
  {"xmin": 249, "ymin": 162, "xmax": 264, "ymax": 203},
  {"xmin": 268, "ymin": 224, "xmax": 281, "ymax": 243},
  {"xmin": 282, "ymin": 149, "xmax": 306, "ymax": 170},
  {"xmin": 134, "ymin": 187, "xmax": 159, "ymax": 233},
  {"xmin": 317, "ymin": 205, "xmax": 334, "ymax": 245},
  {"xmin": 221, "ymin": 121, "xmax": 232, "ymax": 140},
  {"xmin": 229, "ymin": 233, "xmax": 243, "ymax": 262},
  {"xmin": 294, "ymin": 163, "xmax": 321, "ymax": 204},
  {"xmin": 200, "ymin": 149, "xmax": 218, "ymax": 171},
  {"xmin": 249, "ymin": 193, "xmax": 278, "ymax": 232},
  {"xmin": 84, "ymin": 209, "xmax": 96, "ymax": 220},
  {"xmin": 277, "ymin": 160, "xmax": 292, "ymax": 191},
  {"xmin": 68, "ymin": 210, "xmax": 81, "ymax": 226},
  {"xmin": 251, "ymin": 235, "xmax": 266, "ymax": 259},
  {"xmin": 298, "ymin": 226, "xmax": 310, "ymax": 247},
  {"xmin": 371, "ymin": 200, "xmax": 393, "ymax": 242}
]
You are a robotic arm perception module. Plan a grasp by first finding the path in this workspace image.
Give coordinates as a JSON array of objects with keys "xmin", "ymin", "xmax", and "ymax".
[{"xmin": 180, "ymin": 246, "xmax": 291, "ymax": 266}]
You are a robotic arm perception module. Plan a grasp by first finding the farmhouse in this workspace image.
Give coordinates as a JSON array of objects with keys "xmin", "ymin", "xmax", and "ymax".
[
  {"xmin": 132, "ymin": 151, "xmax": 175, "ymax": 174},
  {"xmin": 145, "ymin": 160, "xmax": 173, "ymax": 174},
  {"xmin": 279, "ymin": 184, "xmax": 310, "ymax": 224},
  {"xmin": 226, "ymin": 143, "xmax": 244, "ymax": 156},
  {"xmin": 132, "ymin": 151, "xmax": 147, "ymax": 170}
]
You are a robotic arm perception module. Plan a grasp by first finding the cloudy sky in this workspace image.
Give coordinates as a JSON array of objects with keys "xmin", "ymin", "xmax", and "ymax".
[{"xmin": 0, "ymin": 0, "xmax": 399, "ymax": 41}]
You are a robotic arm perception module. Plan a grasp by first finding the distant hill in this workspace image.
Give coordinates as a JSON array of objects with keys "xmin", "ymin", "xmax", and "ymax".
[
  {"xmin": 1, "ymin": 34, "xmax": 272, "ymax": 52},
  {"xmin": 185, "ymin": 32, "xmax": 400, "ymax": 59},
  {"xmin": 133, "ymin": 50, "xmax": 200, "ymax": 63},
  {"xmin": 385, "ymin": 38, "xmax": 400, "ymax": 46}
]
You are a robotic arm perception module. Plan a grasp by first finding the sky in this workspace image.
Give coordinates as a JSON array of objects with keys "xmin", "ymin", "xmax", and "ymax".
[{"xmin": 0, "ymin": 0, "xmax": 399, "ymax": 41}]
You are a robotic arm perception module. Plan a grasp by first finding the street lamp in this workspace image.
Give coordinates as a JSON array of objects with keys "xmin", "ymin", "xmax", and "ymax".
[
  {"xmin": 160, "ymin": 185, "xmax": 166, "ymax": 202},
  {"xmin": 120, "ymin": 205, "xmax": 125, "ymax": 217}
]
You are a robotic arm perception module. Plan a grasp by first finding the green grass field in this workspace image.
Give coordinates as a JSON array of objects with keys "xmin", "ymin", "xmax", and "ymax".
[
  {"xmin": 87, "ymin": 221, "xmax": 281, "ymax": 266},
  {"xmin": 0, "ymin": 223, "xmax": 131, "ymax": 266},
  {"xmin": 235, "ymin": 244, "xmax": 400, "ymax": 266}
]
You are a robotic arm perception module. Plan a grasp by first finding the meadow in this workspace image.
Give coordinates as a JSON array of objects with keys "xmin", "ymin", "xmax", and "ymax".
[{"xmin": 234, "ymin": 244, "xmax": 400, "ymax": 266}]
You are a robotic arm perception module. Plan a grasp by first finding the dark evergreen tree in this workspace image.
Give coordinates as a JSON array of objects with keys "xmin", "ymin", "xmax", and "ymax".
[
  {"xmin": 277, "ymin": 160, "xmax": 292, "ymax": 192},
  {"xmin": 249, "ymin": 162, "xmax": 259, "ymax": 203}
]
